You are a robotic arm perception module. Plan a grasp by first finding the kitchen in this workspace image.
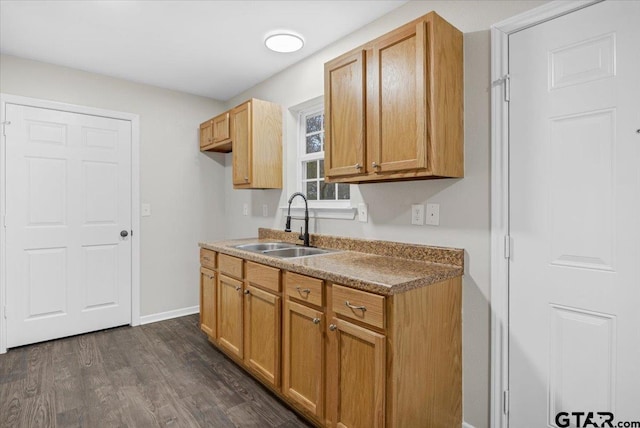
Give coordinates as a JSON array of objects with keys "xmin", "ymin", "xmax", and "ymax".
[{"xmin": 1, "ymin": 1, "xmax": 638, "ymax": 427}]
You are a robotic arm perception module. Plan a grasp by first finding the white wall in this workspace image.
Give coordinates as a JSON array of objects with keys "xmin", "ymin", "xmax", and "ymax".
[
  {"xmin": 0, "ymin": 54, "xmax": 227, "ymax": 317},
  {"xmin": 221, "ymin": 1, "xmax": 547, "ymax": 427}
]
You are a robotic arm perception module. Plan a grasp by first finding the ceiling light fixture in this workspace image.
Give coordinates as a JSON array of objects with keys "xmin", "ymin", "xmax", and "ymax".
[{"xmin": 264, "ymin": 31, "xmax": 304, "ymax": 53}]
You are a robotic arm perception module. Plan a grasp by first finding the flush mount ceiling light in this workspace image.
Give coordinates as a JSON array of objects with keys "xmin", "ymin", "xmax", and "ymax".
[{"xmin": 264, "ymin": 31, "xmax": 304, "ymax": 53}]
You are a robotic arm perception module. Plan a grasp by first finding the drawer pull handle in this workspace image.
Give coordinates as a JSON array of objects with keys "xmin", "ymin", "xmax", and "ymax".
[
  {"xmin": 235, "ymin": 286, "xmax": 242, "ymax": 292},
  {"xmin": 312, "ymin": 318, "xmax": 321, "ymax": 325},
  {"xmin": 296, "ymin": 286, "xmax": 311, "ymax": 296},
  {"xmin": 345, "ymin": 301, "xmax": 367, "ymax": 312},
  {"xmin": 329, "ymin": 324, "xmax": 337, "ymax": 331}
]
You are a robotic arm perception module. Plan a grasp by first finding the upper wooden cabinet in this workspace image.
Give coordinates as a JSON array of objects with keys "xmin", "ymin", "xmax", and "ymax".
[
  {"xmin": 200, "ymin": 112, "xmax": 232, "ymax": 152},
  {"xmin": 212, "ymin": 111, "xmax": 231, "ymax": 150},
  {"xmin": 324, "ymin": 11, "xmax": 463, "ymax": 183},
  {"xmin": 231, "ymin": 99, "xmax": 283, "ymax": 189}
]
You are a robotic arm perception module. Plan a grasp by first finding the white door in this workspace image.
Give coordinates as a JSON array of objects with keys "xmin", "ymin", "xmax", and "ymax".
[
  {"xmin": 4, "ymin": 103, "xmax": 132, "ymax": 348},
  {"xmin": 509, "ymin": 1, "xmax": 640, "ymax": 426}
]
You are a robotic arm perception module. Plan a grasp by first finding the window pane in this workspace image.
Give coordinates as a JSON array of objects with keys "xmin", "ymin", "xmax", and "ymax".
[
  {"xmin": 306, "ymin": 114, "xmax": 323, "ymax": 133},
  {"xmin": 306, "ymin": 134, "xmax": 322, "ymax": 154},
  {"xmin": 319, "ymin": 159, "xmax": 324, "ymax": 177},
  {"xmin": 320, "ymin": 181, "xmax": 335, "ymax": 200},
  {"xmin": 305, "ymin": 160, "xmax": 317, "ymax": 179},
  {"xmin": 338, "ymin": 183, "xmax": 350, "ymax": 200},
  {"xmin": 306, "ymin": 181, "xmax": 318, "ymax": 200}
]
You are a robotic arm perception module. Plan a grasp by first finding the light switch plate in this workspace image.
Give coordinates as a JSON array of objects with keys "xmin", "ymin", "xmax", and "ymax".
[
  {"xmin": 426, "ymin": 203, "xmax": 440, "ymax": 226},
  {"xmin": 243, "ymin": 203, "xmax": 249, "ymax": 216},
  {"xmin": 262, "ymin": 204, "xmax": 269, "ymax": 217},
  {"xmin": 411, "ymin": 204, "xmax": 425, "ymax": 225},
  {"xmin": 358, "ymin": 203, "xmax": 368, "ymax": 223},
  {"xmin": 141, "ymin": 203, "xmax": 151, "ymax": 217}
]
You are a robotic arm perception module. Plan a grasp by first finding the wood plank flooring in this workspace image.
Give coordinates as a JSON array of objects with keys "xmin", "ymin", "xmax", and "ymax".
[{"xmin": 0, "ymin": 315, "xmax": 312, "ymax": 427}]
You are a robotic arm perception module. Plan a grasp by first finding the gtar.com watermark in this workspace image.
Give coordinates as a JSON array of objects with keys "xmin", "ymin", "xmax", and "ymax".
[{"xmin": 555, "ymin": 411, "xmax": 640, "ymax": 428}]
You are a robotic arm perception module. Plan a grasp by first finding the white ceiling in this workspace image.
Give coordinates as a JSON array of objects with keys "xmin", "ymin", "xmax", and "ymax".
[{"xmin": 0, "ymin": 0, "xmax": 408, "ymax": 101}]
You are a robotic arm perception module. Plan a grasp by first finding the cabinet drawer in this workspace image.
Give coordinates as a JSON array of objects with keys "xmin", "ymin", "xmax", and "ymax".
[
  {"xmin": 200, "ymin": 248, "xmax": 216, "ymax": 270},
  {"xmin": 285, "ymin": 272, "xmax": 323, "ymax": 307},
  {"xmin": 332, "ymin": 284, "xmax": 385, "ymax": 330},
  {"xmin": 246, "ymin": 261, "xmax": 280, "ymax": 293},
  {"xmin": 219, "ymin": 254, "xmax": 243, "ymax": 279}
]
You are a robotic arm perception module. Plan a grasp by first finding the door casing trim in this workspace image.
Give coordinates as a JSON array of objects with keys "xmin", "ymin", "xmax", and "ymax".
[
  {"xmin": 0, "ymin": 93, "xmax": 141, "ymax": 353},
  {"xmin": 489, "ymin": 1, "xmax": 602, "ymax": 427}
]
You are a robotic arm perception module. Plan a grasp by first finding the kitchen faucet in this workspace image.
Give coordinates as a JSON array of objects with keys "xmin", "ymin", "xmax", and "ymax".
[{"xmin": 285, "ymin": 192, "xmax": 310, "ymax": 247}]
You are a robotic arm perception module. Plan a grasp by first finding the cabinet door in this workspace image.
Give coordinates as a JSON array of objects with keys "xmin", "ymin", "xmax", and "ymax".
[
  {"xmin": 199, "ymin": 120, "xmax": 212, "ymax": 149},
  {"xmin": 324, "ymin": 50, "xmax": 366, "ymax": 178},
  {"xmin": 244, "ymin": 285, "xmax": 281, "ymax": 388},
  {"xmin": 200, "ymin": 267, "xmax": 216, "ymax": 338},
  {"xmin": 368, "ymin": 21, "xmax": 427, "ymax": 173},
  {"xmin": 212, "ymin": 112, "xmax": 230, "ymax": 144},
  {"xmin": 283, "ymin": 300, "xmax": 324, "ymax": 419},
  {"xmin": 329, "ymin": 318, "xmax": 385, "ymax": 428},
  {"xmin": 232, "ymin": 101, "xmax": 251, "ymax": 185},
  {"xmin": 217, "ymin": 274, "xmax": 244, "ymax": 359}
]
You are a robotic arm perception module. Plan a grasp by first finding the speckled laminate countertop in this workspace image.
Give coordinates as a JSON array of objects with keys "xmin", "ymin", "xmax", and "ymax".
[{"xmin": 199, "ymin": 229, "xmax": 463, "ymax": 296}]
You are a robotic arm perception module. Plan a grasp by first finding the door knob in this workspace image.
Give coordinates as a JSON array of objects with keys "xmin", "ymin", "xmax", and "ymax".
[{"xmin": 120, "ymin": 230, "xmax": 129, "ymax": 238}]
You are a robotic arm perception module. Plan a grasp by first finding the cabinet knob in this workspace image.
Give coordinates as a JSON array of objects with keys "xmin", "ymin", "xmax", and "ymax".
[
  {"xmin": 208, "ymin": 275, "xmax": 214, "ymax": 280},
  {"xmin": 235, "ymin": 286, "xmax": 242, "ymax": 292},
  {"xmin": 312, "ymin": 317, "xmax": 321, "ymax": 325},
  {"xmin": 244, "ymin": 176, "xmax": 249, "ymax": 182},
  {"xmin": 354, "ymin": 163, "xmax": 362, "ymax": 170},
  {"xmin": 244, "ymin": 289, "xmax": 250, "ymax": 295},
  {"xmin": 372, "ymin": 161, "xmax": 380, "ymax": 169},
  {"xmin": 329, "ymin": 324, "xmax": 337, "ymax": 331}
]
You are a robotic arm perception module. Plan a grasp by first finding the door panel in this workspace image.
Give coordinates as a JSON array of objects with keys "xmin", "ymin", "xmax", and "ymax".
[
  {"xmin": 5, "ymin": 104, "xmax": 132, "ymax": 348},
  {"xmin": 217, "ymin": 274, "xmax": 244, "ymax": 359},
  {"xmin": 509, "ymin": 2, "xmax": 640, "ymax": 425},
  {"xmin": 232, "ymin": 102, "xmax": 251, "ymax": 185},
  {"xmin": 324, "ymin": 50, "xmax": 366, "ymax": 178},
  {"xmin": 370, "ymin": 22, "xmax": 426, "ymax": 173}
]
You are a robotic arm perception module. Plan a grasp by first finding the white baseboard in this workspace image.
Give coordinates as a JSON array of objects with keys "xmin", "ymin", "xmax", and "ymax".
[
  {"xmin": 139, "ymin": 305, "xmax": 199, "ymax": 325},
  {"xmin": 463, "ymin": 422, "xmax": 476, "ymax": 428}
]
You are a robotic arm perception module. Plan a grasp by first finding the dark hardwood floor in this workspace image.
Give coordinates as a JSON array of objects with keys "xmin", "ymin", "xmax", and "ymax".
[{"xmin": 0, "ymin": 314, "xmax": 312, "ymax": 427}]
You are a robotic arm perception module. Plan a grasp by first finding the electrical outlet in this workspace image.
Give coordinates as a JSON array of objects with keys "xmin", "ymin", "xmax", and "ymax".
[
  {"xmin": 243, "ymin": 203, "xmax": 249, "ymax": 216},
  {"xmin": 426, "ymin": 203, "xmax": 440, "ymax": 226},
  {"xmin": 358, "ymin": 203, "xmax": 368, "ymax": 222},
  {"xmin": 411, "ymin": 204, "xmax": 425, "ymax": 225},
  {"xmin": 262, "ymin": 204, "xmax": 269, "ymax": 217}
]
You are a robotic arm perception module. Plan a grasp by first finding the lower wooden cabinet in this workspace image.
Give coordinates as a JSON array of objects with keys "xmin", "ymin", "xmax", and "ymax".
[
  {"xmin": 199, "ymin": 267, "xmax": 216, "ymax": 338},
  {"xmin": 328, "ymin": 318, "xmax": 386, "ymax": 428},
  {"xmin": 199, "ymin": 249, "xmax": 462, "ymax": 428},
  {"xmin": 244, "ymin": 284, "xmax": 281, "ymax": 388},
  {"xmin": 217, "ymin": 274, "xmax": 244, "ymax": 359},
  {"xmin": 282, "ymin": 299, "xmax": 325, "ymax": 420}
]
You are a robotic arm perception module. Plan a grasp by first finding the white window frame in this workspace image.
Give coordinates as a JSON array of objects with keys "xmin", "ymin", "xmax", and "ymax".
[{"xmin": 295, "ymin": 98, "xmax": 352, "ymax": 210}]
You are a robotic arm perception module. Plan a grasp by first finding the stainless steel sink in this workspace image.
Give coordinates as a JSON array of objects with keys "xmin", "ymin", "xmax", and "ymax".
[
  {"xmin": 234, "ymin": 242, "xmax": 297, "ymax": 252},
  {"xmin": 262, "ymin": 247, "xmax": 335, "ymax": 258},
  {"xmin": 233, "ymin": 241, "xmax": 338, "ymax": 258}
]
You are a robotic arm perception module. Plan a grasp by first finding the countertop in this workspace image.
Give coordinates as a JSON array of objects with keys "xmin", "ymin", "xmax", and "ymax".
[{"xmin": 199, "ymin": 230, "xmax": 463, "ymax": 296}]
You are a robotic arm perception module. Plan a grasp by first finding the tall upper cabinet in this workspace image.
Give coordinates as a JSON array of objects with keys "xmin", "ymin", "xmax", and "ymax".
[
  {"xmin": 231, "ymin": 99, "xmax": 282, "ymax": 189},
  {"xmin": 324, "ymin": 11, "xmax": 463, "ymax": 183},
  {"xmin": 199, "ymin": 98, "xmax": 283, "ymax": 189}
]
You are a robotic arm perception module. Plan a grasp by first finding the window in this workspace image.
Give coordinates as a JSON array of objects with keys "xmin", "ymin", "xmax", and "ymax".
[{"xmin": 298, "ymin": 106, "xmax": 350, "ymax": 202}]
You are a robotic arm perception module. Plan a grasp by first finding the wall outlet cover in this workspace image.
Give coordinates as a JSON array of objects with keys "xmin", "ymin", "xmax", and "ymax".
[
  {"xmin": 411, "ymin": 204, "xmax": 425, "ymax": 225},
  {"xmin": 426, "ymin": 203, "xmax": 440, "ymax": 226}
]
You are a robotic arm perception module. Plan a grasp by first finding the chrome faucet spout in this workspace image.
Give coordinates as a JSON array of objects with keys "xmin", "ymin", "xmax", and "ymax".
[{"xmin": 285, "ymin": 192, "xmax": 310, "ymax": 247}]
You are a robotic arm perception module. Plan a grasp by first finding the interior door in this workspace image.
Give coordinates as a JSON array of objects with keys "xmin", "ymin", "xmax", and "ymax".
[
  {"xmin": 509, "ymin": 1, "xmax": 640, "ymax": 426},
  {"xmin": 4, "ymin": 103, "xmax": 132, "ymax": 348}
]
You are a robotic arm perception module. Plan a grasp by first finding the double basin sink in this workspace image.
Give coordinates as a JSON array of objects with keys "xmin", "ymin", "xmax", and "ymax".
[{"xmin": 234, "ymin": 242, "xmax": 338, "ymax": 259}]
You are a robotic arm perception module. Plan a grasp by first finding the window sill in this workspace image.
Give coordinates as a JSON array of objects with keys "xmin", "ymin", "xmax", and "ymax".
[{"xmin": 280, "ymin": 203, "xmax": 356, "ymax": 220}]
